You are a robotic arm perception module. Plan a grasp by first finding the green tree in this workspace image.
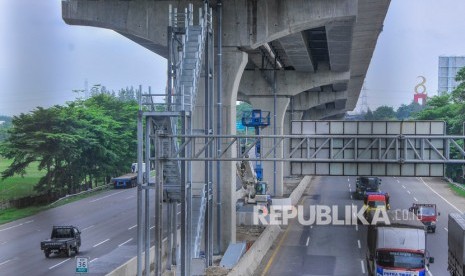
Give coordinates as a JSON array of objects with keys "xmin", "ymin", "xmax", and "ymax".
[
  {"xmin": 372, "ymin": 106, "xmax": 396, "ymax": 120},
  {"xmin": 118, "ymin": 86, "xmax": 137, "ymax": 102},
  {"xmin": 236, "ymin": 101, "xmax": 253, "ymax": 134},
  {"xmin": 415, "ymin": 94, "xmax": 462, "ymax": 134},
  {"xmin": 236, "ymin": 101, "xmax": 253, "ymax": 121},
  {"xmin": 396, "ymin": 102, "xmax": 423, "ymax": 120},
  {"xmin": 451, "ymin": 67, "xmax": 465, "ymax": 103},
  {"xmin": 1, "ymin": 93, "xmax": 138, "ymax": 196},
  {"xmin": 364, "ymin": 108, "xmax": 374, "ymax": 120},
  {"xmin": 1, "ymin": 106, "xmax": 81, "ymax": 194}
]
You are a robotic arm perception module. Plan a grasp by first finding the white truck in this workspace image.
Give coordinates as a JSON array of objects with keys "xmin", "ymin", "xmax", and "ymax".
[
  {"xmin": 366, "ymin": 210, "xmax": 434, "ymax": 276},
  {"xmin": 448, "ymin": 213, "xmax": 465, "ymax": 276}
]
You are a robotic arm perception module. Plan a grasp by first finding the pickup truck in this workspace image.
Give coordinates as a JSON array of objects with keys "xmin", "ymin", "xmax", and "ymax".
[
  {"xmin": 40, "ymin": 226, "xmax": 81, "ymax": 258},
  {"xmin": 409, "ymin": 203, "xmax": 440, "ymax": 233}
]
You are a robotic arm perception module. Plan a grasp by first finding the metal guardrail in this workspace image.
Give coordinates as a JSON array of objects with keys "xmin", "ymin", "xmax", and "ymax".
[
  {"xmin": 48, "ymin": 183, "xmax": 111, "ymax": 206},
  {"xmin": 445, "ymin": 177, "xmax": 465, "ymax": 192}
]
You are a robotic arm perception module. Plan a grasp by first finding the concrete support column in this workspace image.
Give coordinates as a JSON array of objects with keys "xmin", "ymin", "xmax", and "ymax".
[
  {"xmin": 215, "ymin": 48, "xmax": 248, "ymax": 252},
  {"xmin": 283, "ymin": 109, "xmax": 304, "ymax": 177},
  {"xmin": 249, "ymin": 97, "xmax": 289, "ymax": 197},
  {"xmin": 192, "ymin": 80, "xmax": 207, "ymax": 184}
]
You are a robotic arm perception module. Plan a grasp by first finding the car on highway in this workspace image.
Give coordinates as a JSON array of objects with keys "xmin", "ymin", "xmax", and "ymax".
[
  {"xmin": 40, "ymin": 226, "xmax": 81, "ymax": 258},
  {"xmin": 355, "ymin": 176, "xmax": 382, "ymax": 199}
]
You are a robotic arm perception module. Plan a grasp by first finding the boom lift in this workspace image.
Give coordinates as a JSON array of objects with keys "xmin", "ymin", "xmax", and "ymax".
[{"xmin": 238, "ymin": 109, "xmax": 272, "ymax": 208}]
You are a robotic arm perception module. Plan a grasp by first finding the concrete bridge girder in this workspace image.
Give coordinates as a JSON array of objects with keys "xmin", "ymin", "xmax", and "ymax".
[
  {"xmin": 292, "ymin": 90, "xmax": 347, "ymax": 112},
  {"xmin": 303, "ymin": 107, "xmax": 348, "ymax": 120},
  {"xmin": 238, "ymin": 70, "xmax": 350, "ymax": 99},
  {"xmin": 226, "ymin": 0, "xmax": 358, "ymax": 49},
  {"xmin": 62, "ymin": 0, "xmax": 357, "ymax": 57}
]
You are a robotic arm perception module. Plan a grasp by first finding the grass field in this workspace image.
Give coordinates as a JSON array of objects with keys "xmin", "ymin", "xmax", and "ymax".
[
  {"xmin": 449, "ymin": 183, "xmax": 465, "ymax": 198},
  {"xmin": 0, "ymin": 158, "xmax": 115, "ymax": 225},
  {"xmin": 0, "ymin": 158, "xmax": 45, "ymax": 201}
]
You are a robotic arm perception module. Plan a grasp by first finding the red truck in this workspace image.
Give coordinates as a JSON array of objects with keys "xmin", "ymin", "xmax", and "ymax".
[
  {"xmin": 363, "ymin": 192, "xmax": 390, "ymax": 223},
  {"xmin": 409, "ymin": 203, "xmax": 440, "ymax": 233}
]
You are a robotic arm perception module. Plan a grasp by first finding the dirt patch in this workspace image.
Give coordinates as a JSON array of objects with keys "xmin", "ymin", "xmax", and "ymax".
[
  {"xmin": 205, "ymin": 265, "xmax": 230, "ymax": 276},
  {"xmin": 236, "ymin": 225, "xmax": 266, "ymax": 242}
]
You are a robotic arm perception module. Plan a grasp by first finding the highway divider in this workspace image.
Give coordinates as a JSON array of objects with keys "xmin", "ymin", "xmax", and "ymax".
[{"xmin": 226, "ymin": 176, "xmax": 312, "ymax": 275}]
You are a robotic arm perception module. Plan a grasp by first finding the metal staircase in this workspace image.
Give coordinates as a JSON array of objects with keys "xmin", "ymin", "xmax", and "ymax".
[
  {"xmin": 139, "ymin": 3, "xmax": 212, "ymax": 274},
  {"xmin": 191, "ymin": 182, "xmax": 207, "ymax": 258}
]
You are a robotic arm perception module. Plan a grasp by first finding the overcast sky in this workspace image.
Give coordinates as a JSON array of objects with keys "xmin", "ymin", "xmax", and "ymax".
[{"xmin": 1, "ymin": 0, "xmax": 464, "ymax": 116}]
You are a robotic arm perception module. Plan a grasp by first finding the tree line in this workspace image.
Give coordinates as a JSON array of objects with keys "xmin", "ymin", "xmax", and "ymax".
[{"xmin": 0, "ymin": 88, "xmax": 139, "ymax": 196}]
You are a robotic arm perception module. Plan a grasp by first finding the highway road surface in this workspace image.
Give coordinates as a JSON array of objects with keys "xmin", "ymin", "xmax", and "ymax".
[
  {"xmin": 258, "ymin": 176, "xmax": 463, "ymax": 276},
  {"xmin": 2, "ymin": 177, "xmax": 462, "ymax": 275},
  {"xmin": 0, "ymin": 188, "xmax": 166, "ymax": 276}
]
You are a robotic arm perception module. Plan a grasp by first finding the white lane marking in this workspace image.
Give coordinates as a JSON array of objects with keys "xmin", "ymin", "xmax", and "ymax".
[
  {"xmin": 0, "ymin": 220, "xmax": 34, "ymax": 232},
  {"xmin": 349, "ymin": 188, "xmax": 352, "ymax": 193},
  {"xmin": 361, "ymin": 260, "xmax": 366, "ymax": 274},
  {"xmin": 357, "ymin": 240, "xmax": 361, "ymax": 249},
  {"xmin": 177, "ymin": 211, "xmax": 181, "ymax": 215},
  {"xmin": 128, "ymin": 224, "xmax": 137, "ymax": 230},
  {"xmin": 348, "ymin": 183, "xmax": 351, "ymax": 187},
  {"xmin": 82, "ymin": 225, "xmax": 94, "ymax": 231},
  {"xmin": 90, "ymin": 258, "xmax": 99, "ymax": 263},
  {"xmin": 350, "ymin": 195, "xmax": 353, "ymax": 199},
  {"xmin": 118, "ymin": 238, "xmax": 133, "ymax": 247},
  {"xmin": 420, "ymin": 177, "xmax": 462, "ymax": 213},
  {"xmin": 125, "ymin": 195, "xmax": 135, "ymax": 199},
  {"xmin": 414, "ymin": 197, "xmax": 418, "ymax": 202},
  {"xmin": 426, "ymin": 265, "xmax": 433, "ymax": 276},
  {"xmin": 348, "ymin": 178, "xmax": 350, "ymax": 182},
  {"xmin": 402, "ymin": 185, "xmax": 406, "ymax": 189},
  {"xmin": 49, "ymin": 258, "xmax": 70, "ymax": 269},
  {"xmin": 0, "ymin": 259, "xmax": 11, "ymax": 267},
  {"xmin": 355, "ymin": 224, "xmax": 359, "ymax": 231},
  {"xmin": 162, "ymin": 237, "xmax": 168, "ymax": 243},
  {"xmin": 90, "ymin": 191, "xmax": 125, "ymax": 203},
  {"xmin": 397, "ymin": 179, "xmax": 400, "ymax": 183},
  {"xmin": 445, "ymin": 227, "xmax": 449, "ymax": 232},
  {"xmin": 150, "ymin": 226, "xmax": 155, "ymax": 230},
  {"xmin": 93, "ymin": 238, "xmax": 110, "ymax": 248},
  {"xmin": 407, "ymin": 190, "xmax": 411, "ymax": 194},
  {"xmin": 306, "ymin": 237, "xmax": 310, "ymax": 246},
  {"xmin": 310, "ymin": 226, "xmax": 313, "ymax": 229}
]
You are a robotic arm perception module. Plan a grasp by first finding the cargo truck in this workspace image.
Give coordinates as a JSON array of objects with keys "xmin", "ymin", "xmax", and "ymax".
[
  {"xmin": 366, "ymin": 210, "xmax": 434, "ymax": 276},
  {"xmin": 112, "ymin": 163, "xmax": 146, "ymax": 189},
  {"xmin": 448, "ymin": 213, "xmax": 465, "ymax": 276}
]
